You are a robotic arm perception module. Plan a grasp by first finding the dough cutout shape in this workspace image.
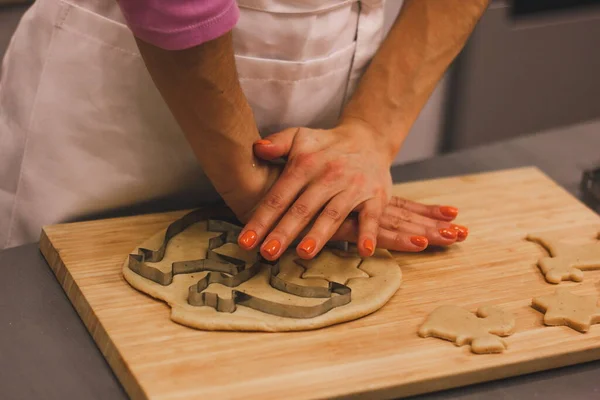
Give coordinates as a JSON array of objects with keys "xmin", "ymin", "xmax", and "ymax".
[
  {"xmin": 296, "ymin": 251, "xmax": 369, "ymax": 284},
  {"xmin": 418, "ymin": 305, "xmax": 515, "ymax": 354},
  {"xmin": 123, "ymin": 211, "xmax": 402, "ymax": 332},
  {"xmin": 532, "ymin": 287, "xmax": 600, "ymax": 333},
  {"xmin": 526, "ymin": 232, "xmax": 600, "ymax": 284}
]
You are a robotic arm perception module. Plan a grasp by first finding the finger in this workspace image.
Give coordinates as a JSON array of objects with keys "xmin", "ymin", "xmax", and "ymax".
[
  {"xmin": 376, "ymin": 229, "xmax": 429, "ymax": 252},
  {"xmin": 384, "ymin": 206, "xmax": 449, "ymax": 229},
  {"xmin": 357, "ymin": 198, "xmax": 383, "ymax": 257},
  {"xmin": 238, "ymin": 168, "xmax": 310, "ymax": 251},
  {"xmin": 296, "ymin": 194, "xmax": 357, "ymax": 259},
  {"xmin": 450, "ymin": 224, "xmax": 469, "ymax": 242},
  {"xmin": 379, "ymin": 216, "xmax": 458, "ymax": 246},
  {"xmin": 253, "ymin": 127, "xmax": 298, "ymax": 160},
  {"xmin": 334, "ymin": 214, "xmax": 457, "ymax": 247},
  {"xmin": 390, "ymin": 196, "xmax": 459, "ymax": 221},
  {"xmin": 384, "ymin": 207, "xmax": 469, "ymax": 243},
  {"xmin": 330, "ymin": 217, "xmax": 358, "ymax": 242},
  {"xmin": 259, "ymin": 182, "xmax": 342, "ymax": 260},
  {"xmin": 331, "ymin": 221, "xmax": 429, "ymax": 252}
]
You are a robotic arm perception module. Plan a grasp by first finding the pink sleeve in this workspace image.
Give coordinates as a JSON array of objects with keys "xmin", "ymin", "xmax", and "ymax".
[{"xmin": 117, "ymin": 0, "xmax": 239, "ymax": 50}]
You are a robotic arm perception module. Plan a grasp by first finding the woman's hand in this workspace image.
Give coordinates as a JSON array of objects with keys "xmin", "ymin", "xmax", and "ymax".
[
  {"xmin": 237, "ymin": 120, "xmax": 467, "ymax": 261},
  {"xmin": 330, "ymin": 196, "xmax": 468, "ymax": 256},
  {"xmin": 239, "ymin": 121, "xmax": 392, "ymax": 260}
]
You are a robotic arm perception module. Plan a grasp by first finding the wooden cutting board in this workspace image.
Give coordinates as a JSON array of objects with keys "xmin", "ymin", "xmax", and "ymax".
[{"xmin": 39, "ymin": 167, "xmax": 600, "ymax": 399}]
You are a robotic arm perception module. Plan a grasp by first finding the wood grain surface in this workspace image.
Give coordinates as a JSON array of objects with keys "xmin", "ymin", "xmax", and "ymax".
[{"xmin": 39, "ymin": 167, "xmax": 600, "ymax": 400}]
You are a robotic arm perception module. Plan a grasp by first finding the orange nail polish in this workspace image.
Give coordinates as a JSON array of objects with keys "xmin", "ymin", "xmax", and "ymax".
[
  {"xmin": 439, "ymin": 228, "xmax": 457, "ymax": 240},
  {"xmin": 239, "ymin": 230, "xmax": 257, "ymax": 249},
  {"xmin": 364, "ymin": 239, "xmax": 374, "ymax": 255},
  {"xmin": 411, "ymin": 236, "xmax": 428, "ymax": 247},
  {"xmin": 299, "ymin": 238, "xmax": 316, "ymax": 254},
  {"xmin": 263, "ymin": 239, "xmax": 281, "ymax": 257},
  {"xmin": 440, "ymin": 206, "xmax": 458, "ymax": 218},
  {"xmin": 255, "ymin": 139, "xmax": 271, "ymax": 145},
  {"xmin": 450, "ymin": 224, "xmax": 469, "ymax": 241}
]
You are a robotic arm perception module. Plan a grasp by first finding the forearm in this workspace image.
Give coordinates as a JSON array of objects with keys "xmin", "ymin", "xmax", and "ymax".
[
  {"xmin": 135, "ymin": 32, "xmax": 270, "ymax": 213},
  {"xmin": 340, "ymin": 0, "xmax": 489, "ymax": 162}
]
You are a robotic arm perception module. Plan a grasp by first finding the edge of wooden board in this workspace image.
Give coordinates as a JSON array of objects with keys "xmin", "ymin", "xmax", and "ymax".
[
  {"xmin": 39, "ymin": 229, "xmax": 148, "ymax": 400},
  {"xmin": 338, "ymin": 347, "xmax": 600, "ymax": 399},
  {"xmin": 37, "ymin": 165, "xmax": 598, "ymax": 399}
]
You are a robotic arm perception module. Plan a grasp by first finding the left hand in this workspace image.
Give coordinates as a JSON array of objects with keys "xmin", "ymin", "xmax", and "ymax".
[{"xmin": 238, "ymin": 120, "xmax": 395, "ymax": 260}]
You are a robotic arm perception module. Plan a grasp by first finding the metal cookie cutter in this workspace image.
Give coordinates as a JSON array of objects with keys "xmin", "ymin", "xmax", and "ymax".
[{"xmin": 128, "ymin": 209, "xmax": 352, "ymax": 319}]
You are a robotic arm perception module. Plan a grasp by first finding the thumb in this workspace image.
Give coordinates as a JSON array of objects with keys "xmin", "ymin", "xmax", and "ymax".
[{"xmin": 253, "ymin": 127, "xmax": 298, "ymax": 161}]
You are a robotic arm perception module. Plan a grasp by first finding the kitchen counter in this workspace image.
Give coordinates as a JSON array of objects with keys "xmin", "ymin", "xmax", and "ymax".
[{"xmin": 1, "ymin": 119, "xmax": 599, "ymax": 400}]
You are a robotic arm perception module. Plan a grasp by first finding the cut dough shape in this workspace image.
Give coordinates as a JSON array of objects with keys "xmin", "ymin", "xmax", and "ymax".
[
  {"xmin": 418, "ymin": 305, "xmax": 515, "ymax": 354},
  {"xmin": 526, "ymin": 232, "xmax": 600, "ymax": 284},
  {"xmin": 296, "ymin": 250, "xmax": 369, "ymax": 284},
  {"xmin": 123, "ymin": 219, "xmax": 402, "ymax": 332},
  {"xmin": 531, "ymin": 287, "xmax": 600, "ymax": 333}
]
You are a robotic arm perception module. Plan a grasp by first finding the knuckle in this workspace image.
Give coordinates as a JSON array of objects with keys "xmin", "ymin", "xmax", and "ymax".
[
  {"xmin": 323, "ymin": 207, "xmax": 343, "ymax": 222},
  {"xmin": 269, "ymin": 228, "xmax": 290, "ymax": 240},
  {"xmin": 292, "ymin": 152, "xmax": 315, "ymax": 170},
  {"xmin": 389, "ymin": 215, "xmax": 403, "ymax": 231},
  {"xmin": 397, "ymin": 209, "xmax": 412, "ymax": 222},
  {"xmin": 289, "ymin": 202, "xmax": 311, "ymax": 221},
  {"xmin": 264, "ymin": 192, "xmax": 285, "ymax": 211},
  {"xmin": 321, "ymin": 161, "xmax": 345, "ymax": 187},
  {"xmin": 252, "ymin": 219, "xmax": 268, "ymax": 232},
  {"xmin": 392, "ymin": 196, "xmax": 408, "ymax": 208},
  {"xmin": 362, "ymin": 210, "xmax": 380, "ymax": 223},
  {"xmin": 325, "ymin": 160, "xmax": 346, "ymax": 175},
  {"xmin": 351, "ymin": 173, "xmax": 366, "ymax": 187}
]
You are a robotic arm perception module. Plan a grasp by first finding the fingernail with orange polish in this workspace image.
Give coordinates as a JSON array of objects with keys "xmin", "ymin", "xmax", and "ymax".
[
  {"xmin": 239, "ymin": 230, "xmax": 257, "ymax": 249},
  {"xmin": 263, "ymin": 239, "xmax": 281, "ymax": 257},
  {"xmin": 255, "ymin": 139, "xmax": 272, "ymax": 145},
  {"xmin": 298, "ymin": 238, "xmax": 316, "ymax": 255},
  {"xmin": 451, "ymin": 224, "xmax": 469, "ymax": 241},
  {"xmin": 364, "ymin": 239, "xmax": 375, "ymax": 255},
  {"xmin": 411, "ymin": 236, "xmax": 428, "ymax": 248},
  {"xmin": 440, "ymin": 206, "xmax": 458, "ymax": 218},
  {"xmin": 439, "ymin": 228, "xmax": 457, "ymax": 240}
]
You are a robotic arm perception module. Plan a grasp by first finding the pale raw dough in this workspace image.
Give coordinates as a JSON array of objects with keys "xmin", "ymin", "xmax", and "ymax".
[
  {"xmin": 526, "ymin": 232, "xmax": 600, "ymax": 284},
  {"xmin": 418, "ymin": 305, "xmax": 515, "ymax": 354},
  {"xmin": 532, "ymin": 287, "xmax": 600, "ymax": 333},
  {"xmin": 122, "ymin": 221, "xmax": 402, "ymax": 332}
]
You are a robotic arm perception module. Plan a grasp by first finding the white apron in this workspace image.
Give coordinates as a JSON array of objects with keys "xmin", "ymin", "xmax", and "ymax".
[{"xmin": 0, "ymin": 0, "xmax": 393, "ymax": 249}]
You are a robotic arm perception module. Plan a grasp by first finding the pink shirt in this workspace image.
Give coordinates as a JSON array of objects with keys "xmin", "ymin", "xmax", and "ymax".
[{"xmin": 117, "ymin": 0, "xmax": 239, "ymax": 50}]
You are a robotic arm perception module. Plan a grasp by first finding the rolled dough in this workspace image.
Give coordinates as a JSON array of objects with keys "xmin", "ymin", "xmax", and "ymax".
[
  {"xmin": 122, "ymin": 220, "xmax": 402, "ymax": 332},
  {"xmin": 532, "ymin": 287, "xmax": 600, "ymax": 333}
]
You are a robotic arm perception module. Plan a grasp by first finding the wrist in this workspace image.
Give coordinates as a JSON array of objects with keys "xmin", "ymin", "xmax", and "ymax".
[
  {"xmin": 220, "ymin": 163, "xmax": 281, "ymax": 223},
  {"xmin": 337, "ymin": 115, "xmax": 400, "ymax": 166}
]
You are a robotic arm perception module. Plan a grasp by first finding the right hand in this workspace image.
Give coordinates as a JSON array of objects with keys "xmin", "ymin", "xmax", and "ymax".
[
  {"xmin": 234, "ymin": 151, "xmax": 468, "ymax": 257},
  {"xmin": 329, "ymin": 196, "xmax": 468, "ymax": 254}
]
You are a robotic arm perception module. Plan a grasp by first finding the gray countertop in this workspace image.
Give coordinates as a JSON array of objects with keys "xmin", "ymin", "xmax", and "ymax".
[{"xmin": 1, "ymin": 120, "xmax": 599, "ymax": 400}]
